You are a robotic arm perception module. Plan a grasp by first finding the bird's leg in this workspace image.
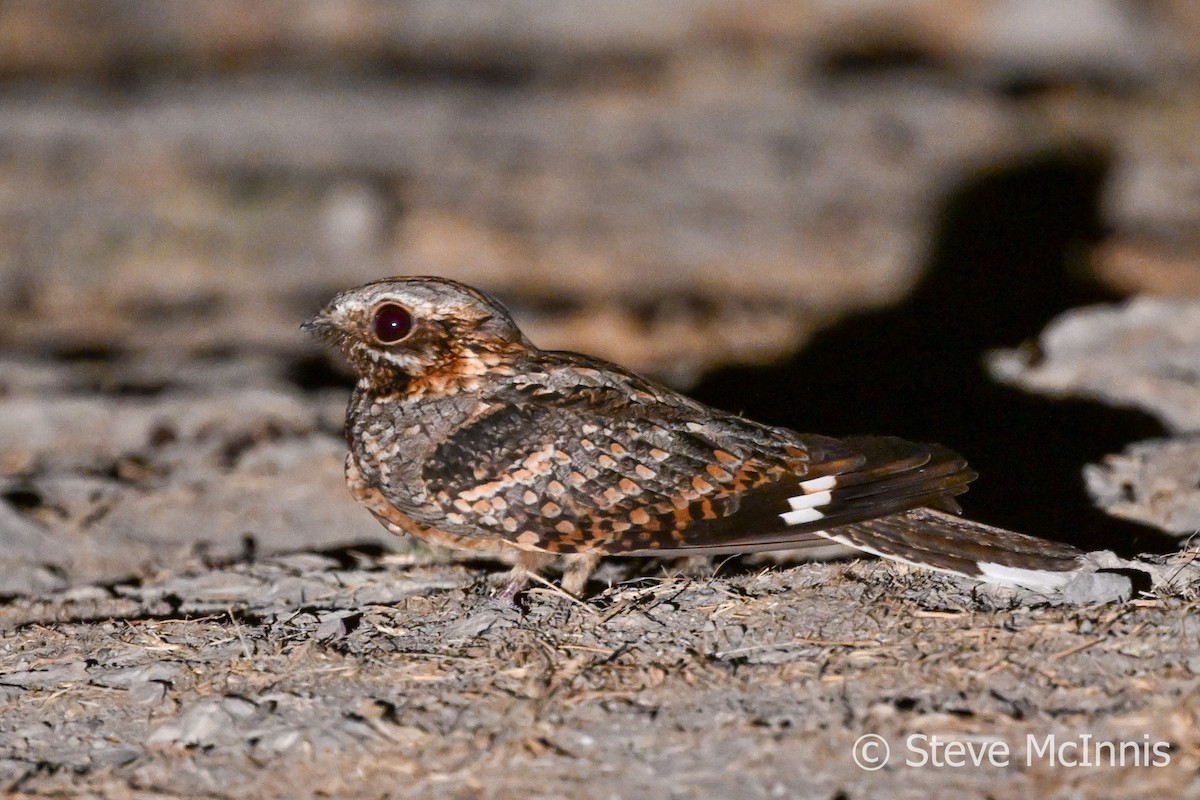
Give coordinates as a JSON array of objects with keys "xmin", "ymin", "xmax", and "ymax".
[
  {"xmin": 560, "ymin": 553, "xmax": 600, "ymax": 597},
  {"xmin": 496, "ymin": 551, "xmax": 555, "ymax": 602}
]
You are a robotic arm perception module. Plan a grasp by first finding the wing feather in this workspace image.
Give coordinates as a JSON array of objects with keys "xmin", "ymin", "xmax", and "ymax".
[{"xmin": 394, "ymin": 372, "xmax": 978, "ymax": 557}]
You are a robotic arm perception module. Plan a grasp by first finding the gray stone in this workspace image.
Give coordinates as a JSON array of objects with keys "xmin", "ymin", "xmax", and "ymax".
[
  {"xmin": 1, "ymin": 661, "xmax": 89, "ymax": 688},
  {"xmin": 1056, "ymin": 571, "xmax": 1134, "ymax": 606},
  {"xmin": 1084, "ymin": 437, "xmax": 1200, "ymax": 536},
  {"xmin": 989, "ymin": 298, "xmax": 1200, "ymax": 433},
  {"xmin": 147, "ymin": 702, "xmax": 235, "ymax": 747}
]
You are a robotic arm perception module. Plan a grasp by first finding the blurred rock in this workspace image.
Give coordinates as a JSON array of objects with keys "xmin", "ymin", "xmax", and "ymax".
[
  {"xmin": 0, "ymin": 79, "xmax": 1030, "ymax": 384},
  {"xmin": 0, "ymin": 2, "xmax": 1199, "ymax": 399},
  {"xmin": 990, "ymin": 298, "xmax": 1200, "ymax": 538},
  {"xmin": 1085, "ymin": 437, "xmax": 1200, "ymax": 536},
  {"xmin": 1055, "ymin": 569, "xmax": 1132, "ymax": 606},
  {"xmin": 1092, "ymin": 239, "xmax": 1200, "ymax": 298},
  {"xmin": 0, "ymin": 370, "xmax": 397, "ymax": 590},
  {"xmin": 989, "ymin": 297, "xmax": 1200, "ymax": 433},
  {"xmin": 7, "ymin": 1, "xmax": 1199, "ymax": 386},
  {"xmin": 1, "ymin": 1, "xmax": 1195, "ymax": 86}
]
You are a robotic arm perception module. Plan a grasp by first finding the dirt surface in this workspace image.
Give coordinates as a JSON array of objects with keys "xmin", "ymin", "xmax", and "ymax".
[
  {"xmin": 7, "ymin": 3, "xmax": 1200, "ymax": 799},
  {"xmin": 2, "ymin": 552, "xmax": 1199, "ymax": 799}
]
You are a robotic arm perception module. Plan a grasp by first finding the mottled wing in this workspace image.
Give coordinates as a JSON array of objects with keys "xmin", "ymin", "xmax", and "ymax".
[{"xmin": 403, "ymin": 381, "xmax": 975, "ymax": 556}]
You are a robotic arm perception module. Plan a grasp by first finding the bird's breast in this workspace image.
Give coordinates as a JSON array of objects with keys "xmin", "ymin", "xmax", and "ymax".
[{"xmin": 346, "ymin": 384, "xmax": 482, "ymax": 515}]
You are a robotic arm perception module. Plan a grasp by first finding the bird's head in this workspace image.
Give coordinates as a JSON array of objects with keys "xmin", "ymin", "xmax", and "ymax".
[{"xmin": 304, "ymin": 276, "xmax": 529, "ymax": 395}]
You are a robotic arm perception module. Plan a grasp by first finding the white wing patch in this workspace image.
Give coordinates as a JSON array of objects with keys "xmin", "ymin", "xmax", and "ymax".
[
  {"xmin": 975, "ymin": 561, "xmax": 1077, "ymax": 591},
  {"xmin": 780, "ymin": 507, "xmax": 825, "ymax": 525},
  {"xmin": 798, "ymin": 475, "xmax": 838, "ymax": 492},
  {"xmin": 787, "ymin": 490, "xmax": 833, "ymax": 511},
  {"xmin": 778, "ymin": 475, "xmax": 839, "ymax": 526}
]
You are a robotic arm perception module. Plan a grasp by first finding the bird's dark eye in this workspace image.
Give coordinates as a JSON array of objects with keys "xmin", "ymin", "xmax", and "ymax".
[{"xmin": 372, "ymin": 303, "xmax": 413, "ymax": 343}]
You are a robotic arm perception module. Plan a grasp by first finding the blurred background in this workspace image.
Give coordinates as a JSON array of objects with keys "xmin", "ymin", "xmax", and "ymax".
[{"xmin": 3, "ymin": 0, "xmax": 1200, "ymax": 593}]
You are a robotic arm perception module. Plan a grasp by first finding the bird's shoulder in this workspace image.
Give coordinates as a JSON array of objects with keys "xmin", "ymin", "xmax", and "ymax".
[{"xmin": 471, "ymin": 346, "xmax": 813, "ymax": 459}]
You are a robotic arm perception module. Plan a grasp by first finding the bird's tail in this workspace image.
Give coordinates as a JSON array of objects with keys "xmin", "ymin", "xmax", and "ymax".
[
  {"xmin": 829, "ymin": 506, "xmax": 1085, "ymax": 590},
  {"xmin": 640, "ymin": 434, "xmax": 1086, "ymax": 590}
]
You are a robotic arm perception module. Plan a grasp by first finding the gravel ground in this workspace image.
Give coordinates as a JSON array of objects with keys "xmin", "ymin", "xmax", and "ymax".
[{"xmin": 2, "ymin": 550, "xmax": 1199, "ymax": 799}]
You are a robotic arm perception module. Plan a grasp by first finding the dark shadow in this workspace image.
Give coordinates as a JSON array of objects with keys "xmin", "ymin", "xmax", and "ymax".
[
  {"xmin": 313, "ymin": 541, "xmax": 390, "ymax": 570},
  {"xmin": 691, "ymin": 148, "xmax": 1173, "ymax": 555},
  {"xmin": 284, "ymin": 352, "xmax": 355, "ymax": 392},
  {"xmin": 815, "ymin": 38, "xmax": 951, "ymax": 82}
]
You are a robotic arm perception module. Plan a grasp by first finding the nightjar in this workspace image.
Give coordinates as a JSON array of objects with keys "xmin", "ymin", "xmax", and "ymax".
[{"xmin": 306, "ymin": 276, "xmax": 1084, "ymax": 598}]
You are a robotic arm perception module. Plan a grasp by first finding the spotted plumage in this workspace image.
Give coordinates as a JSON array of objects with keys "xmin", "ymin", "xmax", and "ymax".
[{"xmin": 306, "ymin": 276, "xmax": 1084, "ymax": 597}]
